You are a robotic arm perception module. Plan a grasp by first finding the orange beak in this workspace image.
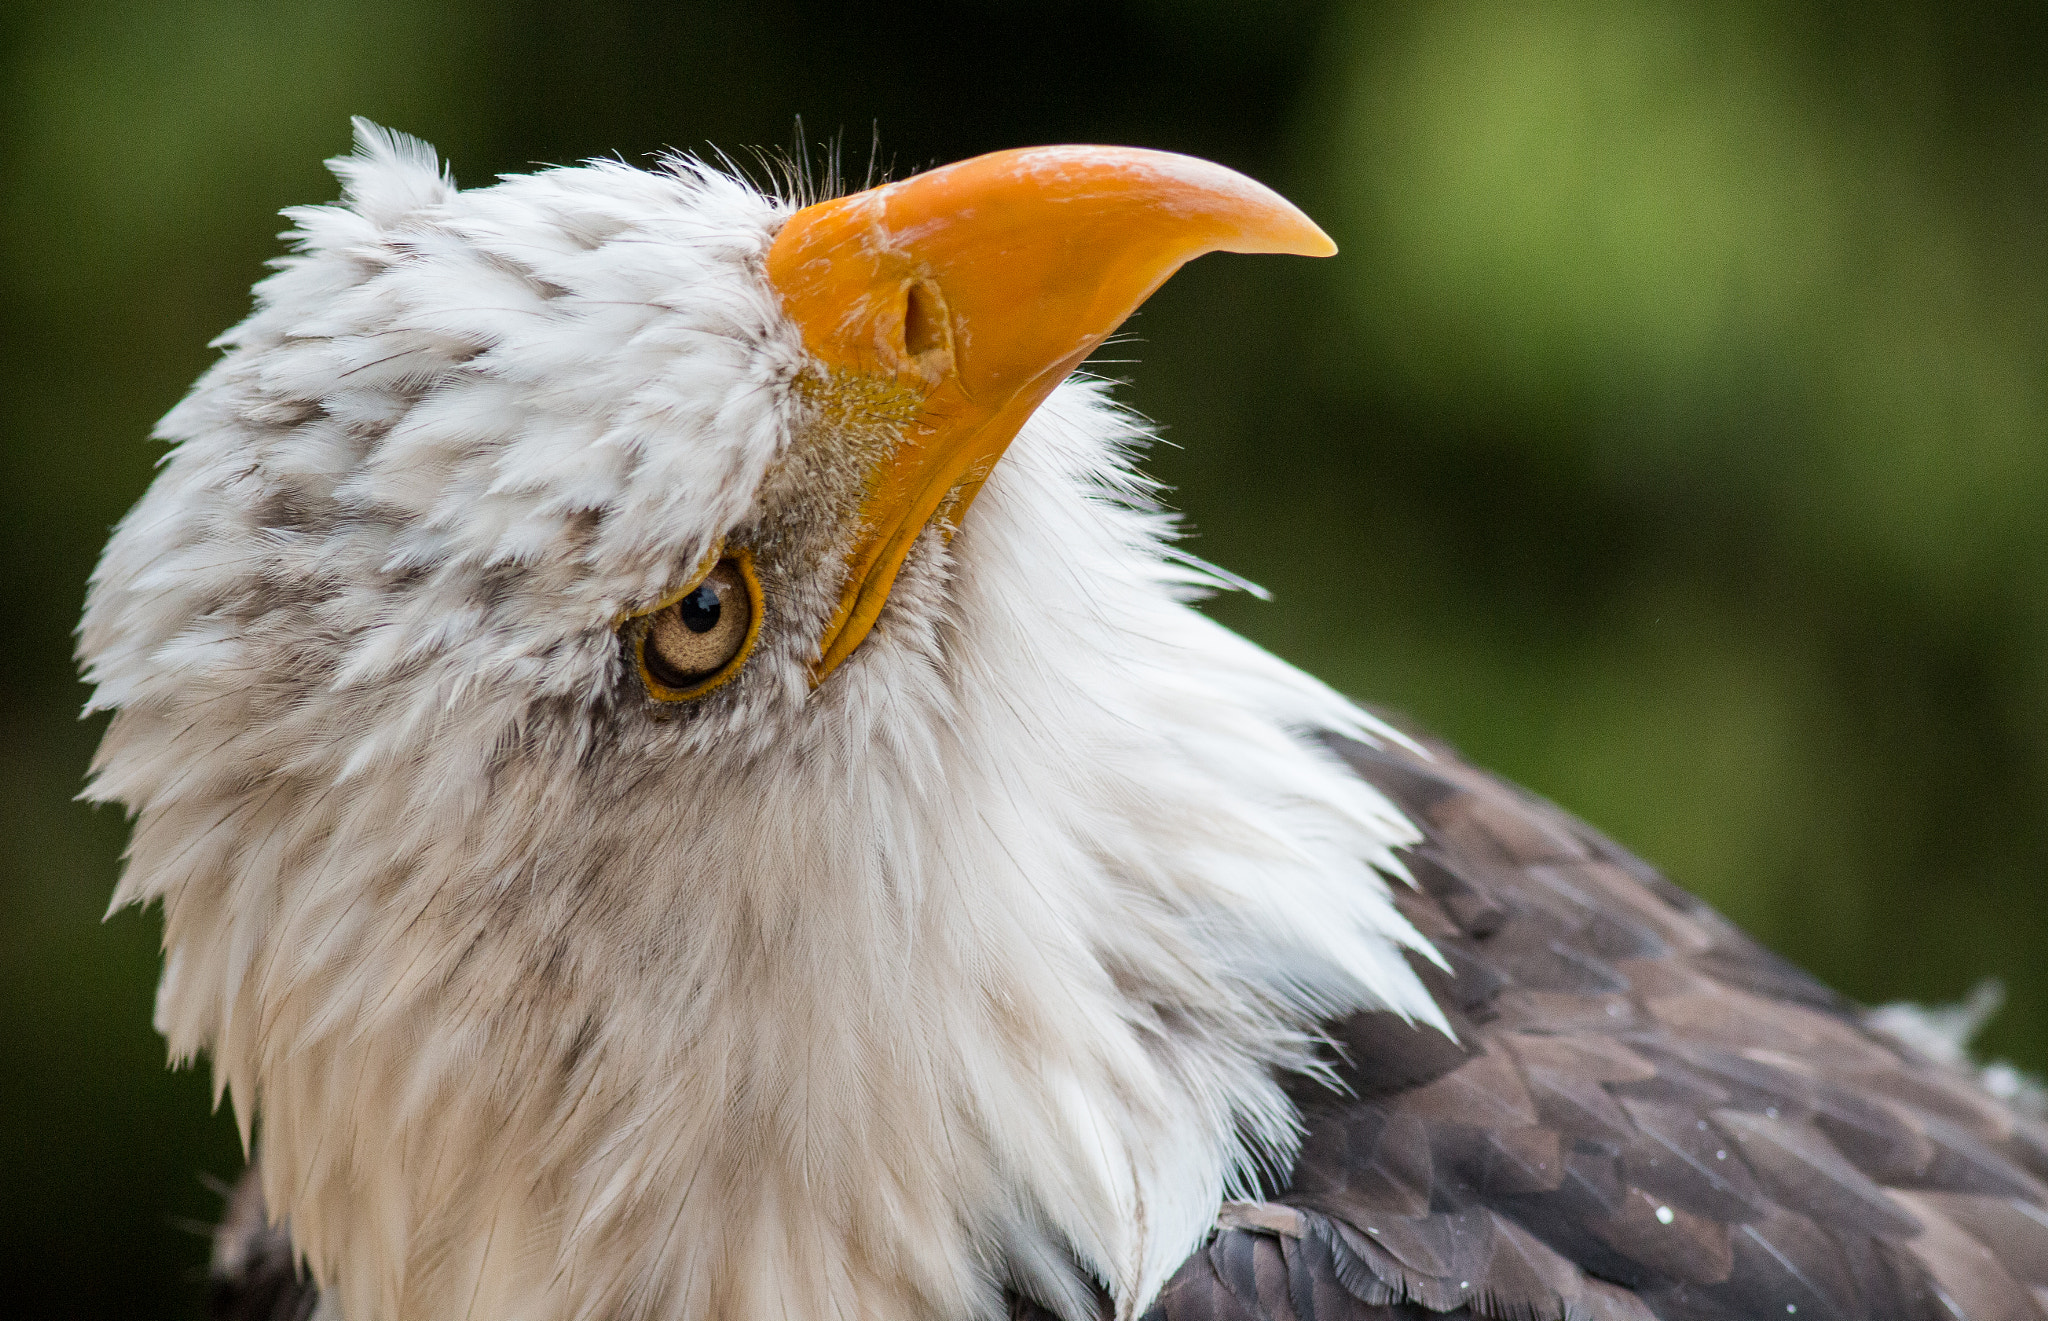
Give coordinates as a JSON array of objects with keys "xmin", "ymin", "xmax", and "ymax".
[{"xmin": 765, "ymin": 145, "xmax": 1336, "ymax": 684}]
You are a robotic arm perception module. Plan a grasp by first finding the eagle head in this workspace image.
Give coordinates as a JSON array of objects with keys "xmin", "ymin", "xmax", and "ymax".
[{"xmin": 79, "ymin": 122, "xmax": 1443, "ymax": 1321}]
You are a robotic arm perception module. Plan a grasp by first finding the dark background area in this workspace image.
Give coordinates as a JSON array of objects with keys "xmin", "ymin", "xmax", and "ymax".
[{"xmin": 7, "ymin": 1, "xmax": 2048, "ymax": 1313}]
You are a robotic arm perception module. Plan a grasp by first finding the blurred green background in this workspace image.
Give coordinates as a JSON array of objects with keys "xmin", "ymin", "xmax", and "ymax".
[{"xmin": 6, "ymin": 0, "xmax": 2048, "ymax": 1312}]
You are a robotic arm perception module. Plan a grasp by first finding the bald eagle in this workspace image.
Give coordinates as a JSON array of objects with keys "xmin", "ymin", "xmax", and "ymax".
[{"xmin": 81, "ymin": 123, "xmax": 2048, "ymax": 1321}]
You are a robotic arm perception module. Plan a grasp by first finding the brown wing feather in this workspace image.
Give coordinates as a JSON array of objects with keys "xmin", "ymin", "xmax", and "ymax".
[
  {"xmin": 208, "ymin": 1165, "xmax": 317, "ymax": 1321},
  {"xmin": 1139, "ymin": 728, "xmax": 2048, "ymax": 1321}
]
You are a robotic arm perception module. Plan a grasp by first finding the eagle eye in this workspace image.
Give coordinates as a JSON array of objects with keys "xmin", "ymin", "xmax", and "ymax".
[{"xmin": 626, "ymin": 551, "xmax": 762, "ymax": 702}]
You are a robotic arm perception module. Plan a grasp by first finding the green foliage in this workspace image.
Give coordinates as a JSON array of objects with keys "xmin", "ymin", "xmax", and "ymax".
[{"xmin": 5, "ymin": 1, "xmax": 2046, "ymax": 1312}]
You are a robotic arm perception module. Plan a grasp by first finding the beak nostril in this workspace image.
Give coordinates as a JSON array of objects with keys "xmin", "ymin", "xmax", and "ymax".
[{"xmin": 903, "ymin": 282, "xmax": 945, "ymax": 360}]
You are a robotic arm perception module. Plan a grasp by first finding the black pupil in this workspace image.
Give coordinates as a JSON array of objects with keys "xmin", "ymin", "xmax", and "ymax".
[{"xmin": 678, "ymin": 583, "xmax": 721, "ymax": 633}]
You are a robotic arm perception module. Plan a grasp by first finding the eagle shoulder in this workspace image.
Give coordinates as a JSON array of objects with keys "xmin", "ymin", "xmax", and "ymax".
[{"xmin": 1140, "ymin": 728, "xmax": 2048, "ymax": 1321}]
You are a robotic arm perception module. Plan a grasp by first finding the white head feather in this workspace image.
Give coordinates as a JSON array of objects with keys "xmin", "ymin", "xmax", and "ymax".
[{"xmin": 81, "ymin": 121, "xmax": 1444, "ymax": 1321}]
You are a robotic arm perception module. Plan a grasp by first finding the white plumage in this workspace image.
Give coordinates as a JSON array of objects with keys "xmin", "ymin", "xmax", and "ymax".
[{"xmin": 80, "ymin": 124, "xmax": 1443, "ymax": 1321}]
